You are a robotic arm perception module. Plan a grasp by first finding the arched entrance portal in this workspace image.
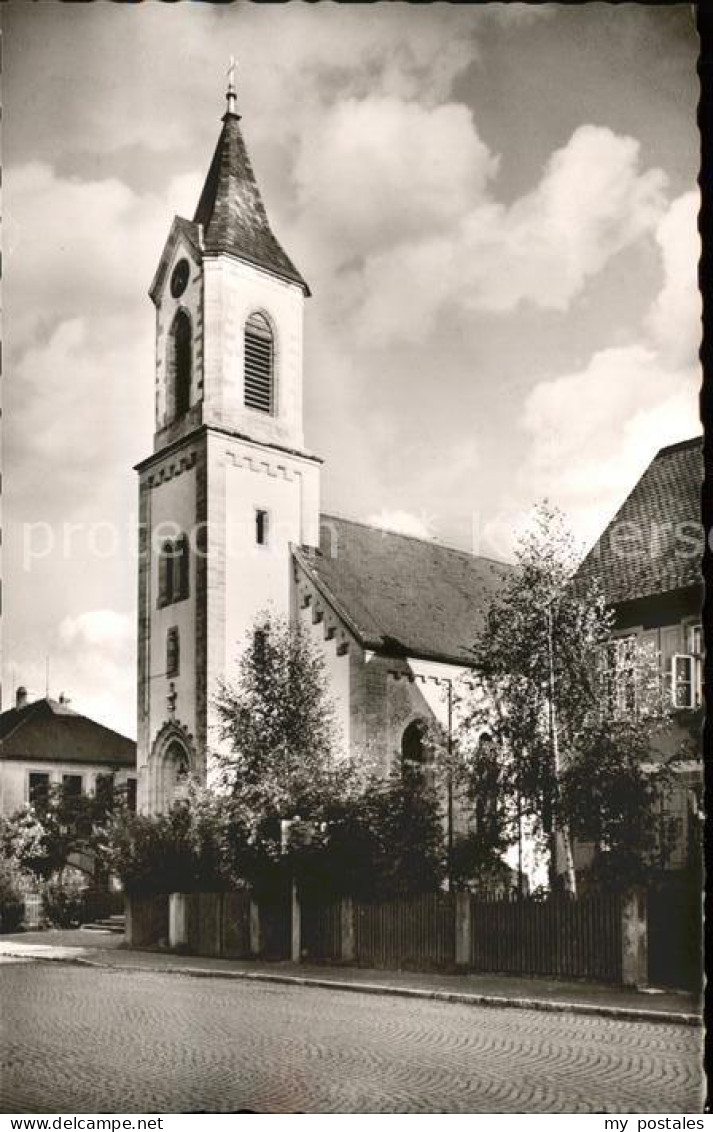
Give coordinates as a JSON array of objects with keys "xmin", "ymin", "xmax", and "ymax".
[{"xmin": 147, "ymin": 723, "xmax": 196, "ymax": 813}]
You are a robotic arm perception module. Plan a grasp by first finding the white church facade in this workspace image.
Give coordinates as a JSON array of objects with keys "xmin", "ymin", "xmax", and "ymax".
[{"xmin": 136, "ymin": 78, "xmax": 510, "ymax": 814}]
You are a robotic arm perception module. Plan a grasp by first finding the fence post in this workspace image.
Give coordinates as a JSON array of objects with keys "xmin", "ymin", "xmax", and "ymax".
[
  {"xmin": 124, "ymin": 894, "xmax": 134, "ymax": 946},
  {"xmin": 169, "ymin": 893, "xmax": 188, "ymax": 950},
  {"xmin": 291, "ymin": 879, "xmax": 301, "ymax": 963},
  {"xmin": 340, "ymin": 897, "xmax": 355, "ymax": 963},
  {"xmin": 621, "ymin": 888, "xmax": 648, "ymax": 987},
  {"xmin": 249, "ymin": 898, "xmax": 261, "ymax": 957},
  {"xmin": 455, "ymin": 891, "xmax": 471, "ymax": 967}
]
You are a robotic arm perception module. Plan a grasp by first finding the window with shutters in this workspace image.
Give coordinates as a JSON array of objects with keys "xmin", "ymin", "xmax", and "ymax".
[
  {"xmin": 244, "ymin": 312, "xmax": 274, "ymax": 414},
  {"xmin": 670, "ymin": 624, "xmax": 702, "ymax": 710},
  {"xmin": 158, "ymin": 535, "xmax": 190, "ymax": 608}
]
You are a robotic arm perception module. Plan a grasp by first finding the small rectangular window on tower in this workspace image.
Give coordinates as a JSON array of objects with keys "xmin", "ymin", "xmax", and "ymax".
[
  {"xmin": 255, "ymin": 509, "xmax": 269, "ymax": 546},
  {"xmin": 166, "ymin": 626, "xmax": 180, "ymax": 677}
]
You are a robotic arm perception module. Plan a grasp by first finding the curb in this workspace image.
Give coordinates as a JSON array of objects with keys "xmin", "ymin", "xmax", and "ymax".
[{"xmin": 0, "ymin": 944, "xmax": 699, "ymax": 1027}]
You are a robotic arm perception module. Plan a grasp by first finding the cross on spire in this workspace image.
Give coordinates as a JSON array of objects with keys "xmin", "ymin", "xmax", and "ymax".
[{"xmin": 225, "ymin": 55, "xmax": 238, "ymax": 118}]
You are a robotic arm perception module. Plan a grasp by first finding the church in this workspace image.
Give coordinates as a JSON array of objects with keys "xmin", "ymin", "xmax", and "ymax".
[{"xmin": 136, "ymin": 75, "xmax": 511, "ymax": 814}]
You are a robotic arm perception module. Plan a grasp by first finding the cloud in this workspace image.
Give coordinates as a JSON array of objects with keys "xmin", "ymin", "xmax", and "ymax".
[
  {"xmin": 59, "ymin": 610, "xmax": 134, "ymax": 650},
  {"xmin": 466, "ymin": 125, "xmax": 668, "ymax": 313},
  {"xmin": 646, "ymin": 190, "xmax": 701, "ymax": 368},
  {"xmin": 294, "ymin": 97, "xmax": 498, "ymax": 261},
  {"xmin": 303, "ymin": 121, "xmax": 668, "ymax": 346},
  {"xmin": 516, "ymin": 345, "xmax": 699, "ymax": 553},
  {"xmin": 54, "ymin": 611, "xmax": 136, "ymax": 735},
  {"xmin": 4, "ymin": 161, "xmax": 198, "ymax": 356}
]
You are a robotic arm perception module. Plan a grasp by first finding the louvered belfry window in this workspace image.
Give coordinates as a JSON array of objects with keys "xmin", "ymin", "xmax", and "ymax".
[{"xmin": 244, "ymin": 312, "xmax": 274, "ymax": 414}]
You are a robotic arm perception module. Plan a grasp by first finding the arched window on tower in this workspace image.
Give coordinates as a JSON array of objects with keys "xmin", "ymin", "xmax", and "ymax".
[
  {"xmin": 244, "ymin": 312, "xmax": 274, "ymax": 414},
  {"xmin": 167, "ymin": 309, "xmax": 192, "ymax": 420},
  {"xmin": 158, "ymin": 534, "xmax": 190, "ymax": 608}
]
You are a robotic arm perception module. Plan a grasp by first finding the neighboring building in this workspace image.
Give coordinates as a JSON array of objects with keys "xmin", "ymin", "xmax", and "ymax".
[
  {"xmin": 136, "ymin": 76, "xmax": 512, "ymax": 813},
  {"xmin": 0, "ymin": 687, "xmax": 137, "ymax": 819},
  {"xmin": 576, "ymin": 436, "xmax": 704, "ymax": 872}
]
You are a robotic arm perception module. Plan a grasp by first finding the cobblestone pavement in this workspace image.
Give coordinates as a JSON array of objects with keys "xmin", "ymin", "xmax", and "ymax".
[{"xmin": 0, "ymin": 959, "xmax": 704, "ymax": 1114}]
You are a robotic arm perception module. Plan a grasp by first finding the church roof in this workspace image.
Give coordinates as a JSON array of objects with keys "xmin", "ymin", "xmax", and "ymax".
[
  {"xmin": 576, "ymin": 436, "xmax": 703, "ymax": 606},
  {"xmin": 295, "ymin": 515, "xmax": 513, "ymax": 666},
  {"xmin": 0, "ymin": 698, "xmax": 136, "ymax": 768},
  {"xmin": 193, "ymin": 110, "xmax": 310, "ymax": 294}
]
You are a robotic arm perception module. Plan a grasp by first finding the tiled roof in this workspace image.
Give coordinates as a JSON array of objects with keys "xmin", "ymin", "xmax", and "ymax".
[
  {"xmin": 0, "ymin": 698, "xmax": 136, "ymax": 768},
  {"xmin": 295, "ymin": 515, "xmax": 513, "ymax": 665},
  {"xmin": 577, "ymin": 437, "xmax": 703, "ymax": 606},
  {"xmin": 193, "ymin": 111, "xmax": 309, "ymax": 294}
]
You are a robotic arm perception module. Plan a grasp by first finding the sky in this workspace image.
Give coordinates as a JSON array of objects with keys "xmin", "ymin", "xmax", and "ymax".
[{"xmin": 2, "ymin": 3, "xmax": 701, "ymax": 737}]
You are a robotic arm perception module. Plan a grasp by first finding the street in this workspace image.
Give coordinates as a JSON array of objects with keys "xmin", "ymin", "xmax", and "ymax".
[{"xmin": 0, "ymin": 958, "xmax": 703, "ymax": 1114}]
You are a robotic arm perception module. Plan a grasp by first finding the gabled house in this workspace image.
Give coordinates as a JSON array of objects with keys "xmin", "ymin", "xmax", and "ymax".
[
  {"xmin": 576, "ymin": 436, "xmax": 704, "ymax": 871},
  {"xmin": 0, "ymin": 688, "xmax": 137, "ymax": 819}
]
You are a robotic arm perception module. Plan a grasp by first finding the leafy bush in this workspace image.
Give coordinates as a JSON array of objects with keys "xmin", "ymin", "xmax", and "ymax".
[
  {"xmin": 293, "ymin": 770, "xmax": 446, "ymax": 902},
  {"xmin": 42, "ymin": 872, "xmax": 86, "ymax": 928},
  {"xmin": 0, "ymin": 859, "xmax": 25, "ymax": 933},
  {"xmin": 103, "ymin": 797, "xmax": 231, "ymax": 896}
]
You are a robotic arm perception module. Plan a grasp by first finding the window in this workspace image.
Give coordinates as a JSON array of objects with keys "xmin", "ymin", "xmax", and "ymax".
[
  {"xmin": 28, "ymin": 772, "xmax": 50, "ymax": 806},
  {"xmin": 474, "ymin": 733, "xmax": 501, "ymax": 838},
  {"xmin": 253, "ymin": 628, "xmax": 267, "ymax": 666},
  {"xmin": 167, "ymin": 309, "xmax": 192, "ymax": 420},
  {"xmin": 401, "ymin": 719, "xmax": 432, "ymax": 784},
  {"xmin": 255, "ymin": 509, "xmax": 269, "ymax": 546},
  {"xmin": 126, "ymin": 777, "xmax": 137, "ymax": 813},
  {"xmin": 166, "ymin": 626, "xmax": 180, "ymax": 677},
  {"xmin": 62, "ymin": 774, "xmax": 83, "ymax": 798},
  {"xmin": 95, "ymin": 774, "xmax": 115, "ymax": 810},
  {"xmin": 158, "ymin": 535, "xmax": 190, "ymax": 608},
  {"xmin": 605, "ymin": 636, "xmax": 637, "ymax": 718},
  {"xmin": 671, "ymin": 624, "xmax": 703, "ymax": 710},
  {"xmin": 244, "ymin": 312, "xmax": 274, "ymax": 414}
]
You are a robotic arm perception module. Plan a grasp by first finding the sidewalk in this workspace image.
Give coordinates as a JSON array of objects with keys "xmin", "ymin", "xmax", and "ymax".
[{"xmin": 0, "ymin": 929, "xmax": 701, "ymax": 1026}]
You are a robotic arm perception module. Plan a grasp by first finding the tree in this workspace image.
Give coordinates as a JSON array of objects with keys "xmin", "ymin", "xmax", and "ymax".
[
  {"xmin": 102, "ymin": 791, "xmax": 233, "ymax": 895},
  {"xmin": 212, "ymin": 612, "xmax": 353, "ymax": 891},
  {"xmin": 458, "ymin": 502, "xmax": 670, "ymax": 893},
  {"xmin": 450, "ymin": 732, "xmax": 516, "ymax": 892},
  {"xmin": 0, "ymin": 782, "xmax": 116, "ymax": 883},
  {"xmin": 293, "ymin": 768, "xmax": 446, "ymax": 902}
]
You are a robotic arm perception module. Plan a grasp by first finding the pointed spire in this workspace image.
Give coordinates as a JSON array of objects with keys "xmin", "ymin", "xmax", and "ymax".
[
  {"xmin": 193, "ymin": 69, "xmax": 310, "ymax": 295},
  {"xmin": 225, "ymin": 56, "xmax": 239, "ymax": 120}
]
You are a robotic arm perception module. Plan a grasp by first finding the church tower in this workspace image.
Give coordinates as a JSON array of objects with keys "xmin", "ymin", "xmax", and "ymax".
[{"xmin": 136, "ymin": 70, "xmax": 321, "ymax": 811}]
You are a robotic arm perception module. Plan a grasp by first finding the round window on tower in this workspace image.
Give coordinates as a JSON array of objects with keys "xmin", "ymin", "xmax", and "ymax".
[{"xmin": 170, "ymin": 258, "xmax": 190, "ymax": 299}]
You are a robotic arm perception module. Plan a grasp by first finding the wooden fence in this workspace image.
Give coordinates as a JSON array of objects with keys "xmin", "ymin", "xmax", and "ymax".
[
  {"xmin": 470, "ymin": 892, "xmax": 622, "ymax": 982},
  {"xmin": 353, "ymin": 892, "xmax": 456, "ymax": 970},
  {"xmin": 169, "ymin": 891, "xmax": 252, "ymax": 958},
  {"xmin": 301, "ymin": 899, "xmax": 342, "ymax": 961},
  {"xmin": 126, "ymin": 893, "xmax": 169, "ymax": 947},
  {"xmin": 129, "ymin": 887, "xmax": 648, "ymax": 986}
]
